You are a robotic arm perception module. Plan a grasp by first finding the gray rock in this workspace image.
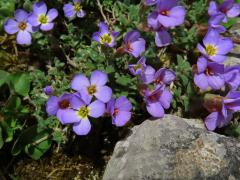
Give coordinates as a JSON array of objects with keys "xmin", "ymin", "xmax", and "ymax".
[{"xmin": 103, "ymin": 115, "xmax": 240, "ymax": 180}]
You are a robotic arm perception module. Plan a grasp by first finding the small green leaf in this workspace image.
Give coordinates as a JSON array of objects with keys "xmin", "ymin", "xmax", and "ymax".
[
  {"xmin": 0, "ymin": 126, "xmax": 4, "ymax": 149},
  {"xmin": 9, "ymin": 73, "xmax": 31, "ymax": 96},
  {"xmin": 0, "ymin": 70, "xmax": 9, "ymax": 87}
]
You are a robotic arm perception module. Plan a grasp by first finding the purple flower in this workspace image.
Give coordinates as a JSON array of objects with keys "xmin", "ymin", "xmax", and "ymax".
[
  {"xmin": 63, "ymin": 0, "xmax": 86, "ymax": 20},
  {"xmin": 208, "ymin": 14, "xmax": 226, "ymax": 33},
  {"xmin": 144, "ymin": 86, "xmax": 173, "ymax": 118},
  {"xmin": 147, "ymin": 12, "xmax": 171, "ymax": 47},
  {"xmin": 71, "ymin": 70, "xmax": 112, "ymax": 103},
  {"xmin": 4, "ymin": 9, "xmax": 35, "ymax": 45},
  {"xmin": 106, "ymin": 96, "xmax": 132, "ymax": 127},
  {"xmin": 148, "ymin": 0, "xmax": 186, "ymax": 28},
  {"xmin": 154, "ymin": 68, "xmax": 176, "ymax": 86},
  {"xmin": 197, "ymin": 30, "xmax": 233, "ymax": 63},
  {"xmin": 28, "ymin": 2, "xmax": 58, "ymax": 31},
  {"xmin": 144, "ymin": 0, "xmax": 160, "ymax": 6},
  {"xmin": 128, "ymin": 57, "xmax": 147, "ymax": 76},
  {"xmin": 46, "ymin": 93, "xmax": 81, "ymax": 124},
  {"xmin": 140, "ymin": 65, "xmax": 156, "ymax": 84},
  {"xmin": 43, "ymin": 85, "xmax": 53, "ymax": 95},
  {"xmin": 208, "ymin": 0, "xmax": 240, "ymax": 23},
  {"xmin": 224, "ymin": 65, "xmax": 240, "ymax": 90},
  {"xmin": 63, "ymin": 96, "xmax": 105, "ymax": 135},
  {"xmin": 123, "ymin": 30, "xmax": 146, "ymax": 58},
  {"xmin": 204, "ymin": 91, "xmax": 240, "ymax": 131},
  {"xmin": 92, "ymin": 22, "xmax": 119, "ymax": 47},
  {"xmin": 193, "ymin": 56, "xmax": 225, "ymax": 90}
]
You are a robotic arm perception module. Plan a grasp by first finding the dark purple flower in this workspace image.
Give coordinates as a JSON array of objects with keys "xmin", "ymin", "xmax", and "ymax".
[
  {"xmin": 63, "ymin": 0, "xmax": 86, "ymax": 20},
  {"xmin": 204, "ymin": 91, "xmax": 240, "ymax": 131},
  {"xmin": 92, "ymin": 22, "xmax": 119, "ymax": 47},
  {"xmin": 148, "ymin": 0, "xmax": 186, "ymax": 28},
  {"xmin": 144, "ymin": 86, "xmax": 173, "ymax": 118},
  {"xmin": 208, "ymin": 0, "xmax": 240, "ymax": 22},
  {"xmin": 123, "ymin": 30, "xmax": 146, "ymax": 58},
  {"xmin": 43, "ymin": 85, "xmax": 53, "ymax": 95},
  {"xmin": 197, "ymin": 29, "xmax": 233, "ymax": 63},
  {"xmin": 224, "ymin": 65, "xmax": 240, "ymax": 90},
  {"xmin": 4, "ymin": 9, "xmax": 35, "ymax": 45},
  {"xmin": 71, "ymin": 70, "xmax": 112, "ymax": 103},
  {"xmin": 144, "ymin": 0, "xmax": 160, "ymax": 6},
  {"xmin": 154, "ymin": 68, "xmax": 176, "ymax": 86},
  {"xmin": 128, "ymin": 57, "xmax": 147, "ymax": 76},
  {"xmin": 194, "ymin": 56, "xmax": 225, "ymax": 90},
  {"xmin": 46, "ymin": 93, "xmax": 82, "ymax": 124},
  {"xmin": 106, "ymin": 96, "xmax": 132, "ymax": 127},
  {"xmin": 28, "ymin": 2, "xmax": 58, "ymax": 31},
  {"xmin": 208, "ymin": 14, "xmax": 226, "ymax": 33}
]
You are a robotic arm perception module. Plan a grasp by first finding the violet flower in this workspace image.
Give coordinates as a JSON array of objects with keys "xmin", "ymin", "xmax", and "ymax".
[
  {"xmin": 140, "ymin": 65, "xmax": 156, "ymax": 84},
  {"xmin": 149, "ymin": 0, "xmax": 186, "ymax": 28},
  {"xmin": 128, "ymin": 57, "xmax": 147, "ymax": 76},
  {"xmin": 208, "ymin": 0, "xmax": 240, "ymax": 23},
  {"xmin": 46, "ymin": 93, "xmax": 81, "ymax": 124},
  {"xmin": 193, "ymin": 56, "xmax": 225, "ymax": 90},
  {"xmin": 197, "ymin": 29, "xmax": 233, "ymax": 63},
  {"xmin": 204, "ymin": 91, "xmax": 240, "ymax": 131},
  {"xmin": 144, "ymin": 86, "xmax": 173, "ymax": 118},
  {"xmin": 28, "ymin": 2, "xmax": 58, "ymax": 31},
  {"xmin": 147, "ymin": 12, "xmax": 171, "ymax": 47},
  {"xmin": 63, "ymin": 96, "xmax": 105, "ymax": 135},
  {"xmin": 63, "ymin": 0, "xmax": 86, "ymax": 20},
  {"xmin": 154, "ymin": 68, "xmax": 176, "ymax": 87},
  {"xmin": 4, "ymin": 9, "xmax": 35, "ymax": 45},
  {"xmin": 144, "ymin": 0, "xmax": 160, "ymax": 6},
  {"xmin": 123, "ymin": 30, "xmax": 146, "ymax": 58},
  {"xmin": 44, "ymin": 85, "xmax": 53, "ymax": 95},
  {"xmin": 224, "ymin": 65, "xmax": 240, "ymax": 90},
  {"xmin": 71, "ymin": 70, "xmax": 112, "ymax": 103},
  {"xmin": 92, "ymin": 22, "xmax": 119, "ymax": 47},
  {"xmin": 106, "ymin": 96, "xmax": 132, "ymax": 127},
  {"xmin": 208, "ymin": 14, "xmax": 226, "ymax": 33}
]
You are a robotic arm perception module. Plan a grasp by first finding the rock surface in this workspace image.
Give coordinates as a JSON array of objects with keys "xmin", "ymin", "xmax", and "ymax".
[{"xmin": 103, "ymin": 115, "xmax": 240, "ymax": 180}]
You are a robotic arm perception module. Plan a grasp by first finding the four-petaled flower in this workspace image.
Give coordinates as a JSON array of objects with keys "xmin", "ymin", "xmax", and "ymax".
[
  {"xmin": 106, "ymin": 97, "xmax": 132, "ymax": 127},
  {"xmin": 92, "ymin": 22, "xmax": 119, "ymax": 47},
  {"xmin": 71, "ymin": 70, "xmax": 112, "ymax": 103},
  {"xmin": 28, "ymin": 1, "xmax": 58, "ymax": 31},
  {"xmin": 4, "ymin": 9, "xmax": 35, "ymax": 45},
  {"xmin": 123, "ymin": 30, "xmax": 146, "ymax": 58},
  {"xmin": 63, "ymin": 0, "xmax": 86, "ymax": 20},
  {"xmin": 197, "ymin": 30, "xmax": 233, "ymax": 63},
  {"xmin": 208, "ymin": 0, "xmax": 240, "ymax": 23}
]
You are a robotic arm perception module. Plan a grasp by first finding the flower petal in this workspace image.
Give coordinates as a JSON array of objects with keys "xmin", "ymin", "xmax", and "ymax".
[
  {"xmin": 16, "ymin": 30, "xmax": 31, "ymax": 45},
  {"xmin": 15, "ymin": 9, "xmax": 28, "ymax": 22},
  {"xmin": 47, "ymin": 8, "xmax": 58, "ymax": 22},
  {"xmin": 63, "ymin": 3, "xmax": 76, "ymax": 19},
  {"xmin": 57, "ymin": 109, "xmax": 80, "ymax": 125},
  {"xmin": 71, "ymin": 74, "xmax": 90, "ymax": 91},
  {"xmin": 203, "ymin": 29, "xmax": 220, "ymax": 46},
  {"xmin": 46, "ymin": 96, "xmax": 59, "ymax": 116},
  {"xmin": 159, "ymin": 89, "xmax": 172, "ymax": 109},
  {"xmin": 155, "ymin": 30, "xmax": 171, "ymax": 47},
  {"xmin": 146, "ymin": 101, "xmax": 164, "ymax": 118},
  {"xmin": 88, "ymin": 100, "xmax": 105, "ymax": 118},
  {"xmin": 204, "ymin": 112, "xmax": 219, "ymax": 131},
  {"xmin": 33, "ymin": 2, "xmax": 47, "ymax": 15},
  {"xmin": 28, "ymin": 14, "xmax": 40, "ymax": 26},
  {"xmin": 194, "ymin": 73, "xmax": 208, "ymax": 90},
  {"xmin": 115, "ymin": 96, "xmax": 132, "ymax": 111},
  {"xmin": 4, "ymin": 19, "xmax": 19, "ymax": 34},
  {"xmin": 90, "ymin": 70, "xmax": 108, "ymax": 86},
  {"xmin": 113, "ymin": 111, "xmax": 131, "ymax": 127},
  {"xmin": 207, "ymin": 75, "xmax": 225, "ymax": 90},
  {"xmin": 73, "ymin": 119, "xmax": 91, "ymax": 135},
  {"xmin": 40, "ymin": 22, "xmax": 54, "ymax": 31},
  {"xmin": 95, "ymin": 86, "xmax": 112, "ymax": 103},
  {"xmin": 77, "ymin": 10, "xmax": 86, "ymax": 18}
]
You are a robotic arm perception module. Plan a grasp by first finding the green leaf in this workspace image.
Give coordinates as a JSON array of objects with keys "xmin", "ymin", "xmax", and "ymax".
[
  {"xmin": 9, "ymin": 73, "xmax": 31, "ymax": 96},
  {"xmin": 11, "ymin": 125, "xmax": 51, "ymax": 156},
  {"xmin": 25, "ymin": 139, "xmax": 52, "ymax": 160},
  {"xmin": 0, "ymin": 70, "xmax": 9, "ymax": 87}
]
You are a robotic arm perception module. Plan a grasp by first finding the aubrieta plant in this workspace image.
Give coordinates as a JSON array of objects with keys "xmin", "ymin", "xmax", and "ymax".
[{"xmin": 193, "ymin": 0, "xmax": 240, "ymax": 131}]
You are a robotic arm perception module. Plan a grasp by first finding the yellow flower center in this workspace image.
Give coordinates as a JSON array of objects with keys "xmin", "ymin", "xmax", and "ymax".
[
  {"xmin": 74, "ymin": 3, "xmax": 82, "ymax": 12},
  {"xmin": 18, "ymin": 21, "xmax": 27, "ymax": 30},
  {"xmin": 87, "ymin": 85, "xmax": 97, "ymax": 95},
  {"xmin": 205, "ymin": 44, "xmax": 217, "ymax": 56},
  {"xmin": 38, "ymin": 14, "xmax": 48, "ymax": 24},
  {"xmin": 100, "ymin": 34, "xmax": 113, "ymax": 44},
  {"xmin": 77, "ymin": 106, "xmax": 90, "ymax": 119},
  {"xmin": 133, "ymin": 64, "xmax": 143, "ymax": 71}
]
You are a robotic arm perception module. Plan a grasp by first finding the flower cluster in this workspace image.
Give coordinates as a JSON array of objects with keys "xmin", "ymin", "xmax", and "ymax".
[
  {"xmin": 146, "ymin": 0, "xmax": 186, "ymax": 47},
  {"xmin": 4, "ymin": 2, "xmax": 58, "ymax": 45},
  {"xmin": 4, "ymin": 1, "xmax": 86, "ymax": 45},
  {"xmin": 46, "ymin": 70, "xmax": 132, "ymax": 136},
  {"xmin": 193, "ymin": 0, "xmax": 240, "ymax": 131},
  {"xmin": 128, "ymin": 57, "xmax": 176, "ymax": 118}
]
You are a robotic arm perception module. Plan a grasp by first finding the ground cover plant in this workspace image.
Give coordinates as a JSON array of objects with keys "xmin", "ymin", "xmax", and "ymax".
[{"xmin": 1, "ymin": 0, "xmax": 240, "ymax": 179}]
